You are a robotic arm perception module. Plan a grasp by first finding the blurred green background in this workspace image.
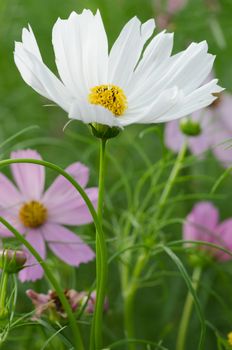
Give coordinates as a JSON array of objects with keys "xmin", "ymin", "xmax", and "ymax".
[{"xmin": 1, "ymin": 0, "xmax": 232, "ymax": 349}]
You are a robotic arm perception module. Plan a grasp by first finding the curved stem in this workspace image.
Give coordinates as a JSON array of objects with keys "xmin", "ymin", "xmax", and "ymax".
[
  {"xmin": 0, "ymin": 157, "xmax": 105, "ymax": 350},
  {"xmin": 90, "ymin": 139, "xmax": 108, "ymax": 350},
  {"xmin": 176, "ymin": 266, "xmax": 202, "ymax": 350},
  {"xmin": 0, "ymin": 158, "xmax": 101, "ymax": 234},
  {"xmin": 0, "ymin": 217, "xmax": 84, "ymax": 350},
  {"xmin": 155, "ymin": 141, "xmax": 187, "ymax": 221}
]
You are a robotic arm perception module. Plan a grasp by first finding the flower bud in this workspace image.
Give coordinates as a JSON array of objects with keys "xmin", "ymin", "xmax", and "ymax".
[
  {"xmin": 89, "ymin": 123, "xmax": 121, "ymax": 140},
  {"xmin": 0, "ymin": 249, "xmax": 27, "ymax": 274},
  {"xmin": 179, "ymin": 118, "xmax": 201, "ymax": 136}
]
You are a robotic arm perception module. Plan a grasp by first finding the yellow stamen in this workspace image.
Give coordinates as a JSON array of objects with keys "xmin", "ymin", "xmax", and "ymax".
[
  {"xmin": 228, "ymin": 332, "xmax": 232, "ymax": 345},
  {"xmin": 88, "ymin": 84, "xmax": 127, "ymax": 116},
  {"xmin": 19, "ymin": 201, "xmax": 47, "ymax": 228}
]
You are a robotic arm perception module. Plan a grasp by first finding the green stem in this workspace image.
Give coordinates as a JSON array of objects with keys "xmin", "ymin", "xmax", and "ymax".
[
  {"xmin": 123, "ymin": 253, "xmax": 148, "ymax": 350},
  {"xmin": 0, "ymin": 272, "xmax": 8, "ymax": 313},
  {"xmin": 123, "ymin": 143, "xmax": 187, "ymax": 349},
  {"xmin": 90, "ymin": 139, "xmax": 108, "ymax": 350},
  {"xmin": 155, "ymin": 141, "xmax": 187, "ymax": 221},
  {"xmin": 124, "ymin": 288, "xmax": 135, "ymax": 346},
  {"xmin": 176, "ymin": 266, "xmax": 202, "ymax": 350},
  {"xmin": 0, "ymin": 157, "xmax": 106, "ymax": 350},
  {"xmin": 0, "ymin": 217, "xmax": 84, "ymax": 350}
]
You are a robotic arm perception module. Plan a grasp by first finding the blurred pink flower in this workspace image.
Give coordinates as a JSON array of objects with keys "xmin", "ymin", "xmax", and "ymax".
[
  {"xmin": 183, "ymin": 202, "xmax": 232, "ymax": 261},
  {"xmin": 0, "ymin": 149, "xmax": 97, "ymax": 282},
  {"xmin": 164, "ymin": 91, "xmax": 232, "ymax": 167},
  {"xmin": 26, "ymin": 288, "xmax": 108, "ymax": 319},
  {"xmin": 155, "ymin": 0, "xmax": 187, "ymax": 29},
  {"xmin": 26, "ymin": 288, "xmax": 85, "ymax": 319},
  {"xmin": 84, "ymin": 290, "xmax": 109, "ymax": 314}
]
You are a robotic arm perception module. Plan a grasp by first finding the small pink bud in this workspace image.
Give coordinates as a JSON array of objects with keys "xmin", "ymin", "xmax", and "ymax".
[{"xmin": 0, "ymin": 249, "xmax": 27, "ymax": 274}]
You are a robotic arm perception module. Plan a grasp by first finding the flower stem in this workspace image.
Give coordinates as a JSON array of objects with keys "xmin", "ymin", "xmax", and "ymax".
[
  {"xmin": 176, "ymin": 266, "xmax": 202, "ymax": 350},
  {"xmin": 90, "ymin": 139, "xmax": 108, "ymax": 350},
  {"xmin": 0, "ymin": 272, "xmax": 8, "ymax": 317},
  {"xmin": 0, "ymin": 158, "xmax": 106, "ymax": 350},
  {"xmin": 155, "ymin": 141, "xmax": 187, "ymax": 221},
  {"xmin": 0, "ymin": 217, "xmax": 84, "ymax": 350},
  {"xmin": 122, "ymin": 142, "xmax": 187, "ymax": 349},
  {"xmin": 123, "ymin": 253, "xmax": 148, "ymax": 350}
]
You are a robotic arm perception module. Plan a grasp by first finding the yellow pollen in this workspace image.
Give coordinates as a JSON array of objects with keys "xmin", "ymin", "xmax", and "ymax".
[
  {"xmin": 228, "ymin": 332, "xmax": 232, "ymax": 345},
  {"xmin": 19, "ymin": 201, "xmax": 47, "ymax": 228},
  {"xmin": 88, "ymin": 84, "xmax": 127, "ymax": 116}
]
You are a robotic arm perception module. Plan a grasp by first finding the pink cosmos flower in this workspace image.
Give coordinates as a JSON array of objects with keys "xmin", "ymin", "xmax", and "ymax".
[
  {"xmin": 26, "ymin": 289, "xmax": 85, "ymax": 319},
  {"xmin": 26, "ymin": 288, "xmax": 108, "ymax": 320},
  {"xmin": 164, "ymin": 90, "xmax": 232, "ymax": 167},
  {"xmin": 183, "ymin": 201, "xmax": 232, "ymax": 261},
  {"xmin": 0, "ymin": 149, "xmax": 97, "ymax": 282}
]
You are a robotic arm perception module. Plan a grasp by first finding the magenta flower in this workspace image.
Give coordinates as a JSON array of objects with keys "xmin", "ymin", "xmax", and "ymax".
[
  {"xmin": 164, "ymin": 90, "xmax": 232, "ymax": 167},
  {"xmin": 0, "ymin": 150, "xmax": 97, "ymax": 282},
  {"xmin": 183, "ymin": 202, "xmax": 232, "ymax": 261}
]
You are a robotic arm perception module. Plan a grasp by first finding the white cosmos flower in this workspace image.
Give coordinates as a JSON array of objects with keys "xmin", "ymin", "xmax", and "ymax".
[{"xmin": 14, "ymin": 9, "xmax": 223, "ymax": 128}]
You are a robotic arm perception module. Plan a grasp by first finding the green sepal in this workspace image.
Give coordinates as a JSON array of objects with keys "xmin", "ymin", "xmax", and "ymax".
[{"xmin": 89, "ymin": 123, "xmax": 121, "ymax": 140}]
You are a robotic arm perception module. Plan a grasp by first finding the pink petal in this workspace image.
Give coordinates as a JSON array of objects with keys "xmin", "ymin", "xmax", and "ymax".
[
  {"xmin": 0, "ymin": 173, "xmax": 23, "ymax": 214},
  {"xmin": 0, "ymin": 212, "xmax": 25, "ymax": 237},
  {"xmin": 10, "ymin": 150, "xmax": 45, "ymax": 201},
  {"xmin": 188, "ymin": 132, "xmax": 212, "ymax": 156},
  {"xmin": 216, "ymin": 93, "xmax": 232, "ymax": 131},
  {"xmin": 19, "ymin": 229, "xmax": 46, "ymax": 282},
  {"xmin": 42, "ymin": 223, "xmax": 95, "ymax": 266},
  {"xmin": 45, "ymin": 187, "xmax": 98, "ymax": 226},
  {"xmin": 167, "ymin": 0, "xmax": 186, "ymax": 14},
  {"xmin": 212, "ymin": 128, "xmax": 232, "ymax": 168},
  {"xmin": 183, "ymin": 202, "xmax": 219, "ymax": 243},
  {"xmin": 215, "ymin": 219, "xmax": 232, "ymax": 261},
  {"xmin": 164, "ymin": 120, "xmax": 185, "ymax": 153},
  {"xmin": 43, "ymin": 162, "xmax": 89, "ymax": 203},
  {"xmin": 185, "ymin": 109, "xmax": 213, "ymax": 156}
]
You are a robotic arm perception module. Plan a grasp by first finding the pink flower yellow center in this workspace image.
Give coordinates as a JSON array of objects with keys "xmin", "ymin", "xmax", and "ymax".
[
  {"xmin": 19, "ymin": 201, "xmax": 47, "ymax": 228},
  {"xmin": 88, "ymin": 84, "xmax": 127, "ymax": 116}
]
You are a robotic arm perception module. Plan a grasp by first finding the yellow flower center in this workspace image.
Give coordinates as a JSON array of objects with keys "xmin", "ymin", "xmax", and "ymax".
[
  {"xmin": 19, "ymin": 201, "xmax": 47, "ymax": 228},
  {"xmin": 88, "ymin": 84, "xmax": 127, "ymax": 116},
  {"xmin": 228, "ymin": 332, "xmax": 232, "ymax": 345}
]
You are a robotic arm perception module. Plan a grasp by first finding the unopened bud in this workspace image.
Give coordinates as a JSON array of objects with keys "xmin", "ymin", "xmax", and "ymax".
[
  {"xmin": 0, "ymin": 249, "xmax": 27, "ymax": 274},
  {"xmin": 180, "ymin": 118, "xmax": 201, "ymax": 136}
]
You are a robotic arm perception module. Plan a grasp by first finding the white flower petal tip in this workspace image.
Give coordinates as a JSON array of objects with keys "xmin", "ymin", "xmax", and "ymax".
[{"xmin": 14, "ymin": 9, "xmax": 223, "ymax": 129}]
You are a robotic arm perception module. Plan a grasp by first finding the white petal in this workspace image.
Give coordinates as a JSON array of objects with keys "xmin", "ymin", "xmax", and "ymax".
[
  {"xmin": 155, "ymin": 80, "xmax": 223, "ymax": 122},
  {"xmin": 108, "ymin": 17, "xmax": 155, "ymax": 88},
  {"xmin": 131, "ymin": 31, "xmax": 174, "ymax": 81},
  {"xmin": 120, "ymin": 87, "xmax": 184, "ymax": 126},
  {"xmin": 22, "ymin": 25, "xmax": 42, "ymax": 61},
  {"xmin": 52, "ymin": 10, "xmax": 108, "ymax": 97},
  {"xmin": 128, "ymin": 41, "xmax": 215, "ymax": 109},
  {"xmin": 127, "ymin": 31, "xmax": 174, "ymax": 103},
  {"xmin": 69, "ymin": 99, "xmax": 122, "ymax": 127},
  {"xmin": 14, "ymin": 27, "xmax": 72, "ymax": 111}
]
